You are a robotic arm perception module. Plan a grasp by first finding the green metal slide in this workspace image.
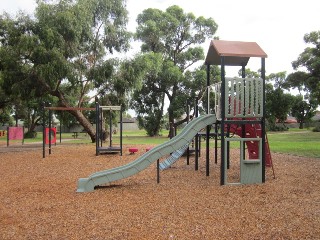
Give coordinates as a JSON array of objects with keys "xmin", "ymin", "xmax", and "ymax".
[{"xmin": 77, "ymin": 114, "xmax": 216, "ymax": 192}]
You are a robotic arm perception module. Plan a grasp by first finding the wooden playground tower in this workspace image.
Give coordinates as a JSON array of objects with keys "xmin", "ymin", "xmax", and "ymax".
[{"xmin": 204, "ymin": 40, "xmax": 271, "ymax": 185}]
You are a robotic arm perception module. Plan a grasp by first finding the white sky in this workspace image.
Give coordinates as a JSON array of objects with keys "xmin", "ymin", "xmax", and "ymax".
[{"xmin": 1, "ymin": 0, "xmax": 319, "ymax": 77}]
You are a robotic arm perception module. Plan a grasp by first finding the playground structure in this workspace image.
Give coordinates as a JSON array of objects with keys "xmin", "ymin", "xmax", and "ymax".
[
  {"xmin": 42, "ymin": 105, "xmax": 94, "ymax": 158},
  {"xmin": 77, "ymin": 40, "xmax": 272, "ymax": 192},
  {"xmin": 45, "ymin": 127, "xmax": 57, "ymax": 145},
  {"xmin": 205, "ymin": 40, "xmax": 272, "ymax": 185},
  {"xmin": 77, "ymin": 114, "xmax": 216, "ymax": 192},
  {"xmin": 42, "ymin": 103, "xmax": 123, "ymax": 158},
  {"xmin": 3, "ymin": 127, "xmax": 24, "ymax": 146},
  {"xmin": 95, "ymin": 103, "xmax": 123, "ymax": 156}
]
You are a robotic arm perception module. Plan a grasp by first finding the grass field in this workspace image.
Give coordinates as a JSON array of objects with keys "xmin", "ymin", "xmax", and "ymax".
[
  {"xmin": 0, "ymin": 128, "xmax": 319, "ymax": 158},
  {"xmin": 268, "ymin": 130, "xmax": 319, "ymax": 158},
  {"xmin": 119, "ymin": 128, "xmax": 320, "ymax": 158}
]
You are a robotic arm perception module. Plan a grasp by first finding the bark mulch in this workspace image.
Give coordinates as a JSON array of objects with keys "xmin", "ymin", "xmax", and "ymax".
[{"xmin": 0, "ymin": 144, "xmax": 319, "ymax": 239}]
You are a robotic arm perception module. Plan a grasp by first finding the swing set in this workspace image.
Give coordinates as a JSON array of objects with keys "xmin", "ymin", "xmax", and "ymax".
[{"xmin": 42, "ymin": 103, "xmax": 123, "ymax": 158}]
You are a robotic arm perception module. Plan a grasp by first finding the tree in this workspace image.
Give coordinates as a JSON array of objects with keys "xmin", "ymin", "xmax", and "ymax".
[
  {"xmin": 0, "ymin": 73, "xmax": 13, "ymax": 125},
  {"xmin": 291, "ymin": 95, "xmax": 317, "ymax": 129},
  {"xmin": 240, "ymin": 70, "xmax": 294, "ymax": 131},
  {"xmin": 0, "ymin": 0, "xmax": 133, "ymax": 142},
  {"xmin": 130, "ymin": 53, "xmax": 168, "ymax": 136},
  {"xmin": 132, "ymin": 5, "xmax": 218, "ymax": 136},
  {"xmin": 265, "ymin": 86, "xmax": 294, "ymax": 130},
  {"xmin": 237, "ymin": 68, "xmax": 261, "ymax": 78},
  {"xmin": 267, "ymin": 71, "xmax": 287, "ymax": 89},
  {"xmin": 287, "ymin": 31, "xmax": 320, "ymax": 104}
]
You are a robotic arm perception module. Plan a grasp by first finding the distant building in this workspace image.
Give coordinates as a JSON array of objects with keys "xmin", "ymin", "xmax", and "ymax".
[
  {"xmin": 119, "ymin": 118, "xmax": 139, "ymax": 131},
  {"xmin": 284, "ymin": 116, "xmax": 298, "ymax": 124}
]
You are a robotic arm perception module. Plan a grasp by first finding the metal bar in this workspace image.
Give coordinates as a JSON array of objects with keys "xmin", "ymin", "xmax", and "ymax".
[
  {"xmin": 214, "ymin": 122, "xmax": 218, "ymax": 164},
  {"xmin": 157, "ymin": 159, "xmax": 160, "ymax": 183},
  {"xmin": 220, "ymin": 56, "xmax": 226, "ymax": 185},
  {"xmin": 6, "ymin": 126, "xmax": 9, "ymax": 147},
  {"xmin": 109, "ymin": 111, "xmax": 112, "ymax": 148},
  {"xmin": 59, "ymin": 123, "xmax": 62, "ymax": 143},
  {"xmin": 22, "ymin": 126, "xmax": 25, "ymax": 145},
  {"xmin": 120, "ymin": 107, "xmax": 123, "ymax": 156},
  {"xmin": 42, "ymin": 103, "xmax": 45, "ymax": 158},
  {"xmin": 95, "ymin": 102, "xmax": 99, "ymax": 156},
  {"xmin": 194, "ymin": 97, "xmax": 199, "ymax": 171},
  {"xmin": 206, "ymin": 64, "xmax": 210, "ymax": 176},
  {"xmin": 226, "ymin": 124, "xmax": 230, "ymax": 169},
  {"xmin": 49, "ymin": 104, "xmax": 52, "ymax": 155},
  {"xmin": 186, "ymin": 100, "xmax": 190, "ymax": 165},
  {"xmin": 261, "ymin": 58, "xmax": 266, "ymax": 183},
  {"xmin": 100, "ymin": 108, "xmax": 103, "ymax": 148},
  {"xmin": 100, "ymin": 106, "xmax": 121, "ymax": 111},
  {"xmin": 44, "ymin": 107, "xmax": 95, "ymax": 111},
  {"xmin": 199, "ymin": 135, "xmax": 201, "ymax": 157},
  {"xmin": 242, "ymin": 68, "xmax": 246, "ymax": 160}
]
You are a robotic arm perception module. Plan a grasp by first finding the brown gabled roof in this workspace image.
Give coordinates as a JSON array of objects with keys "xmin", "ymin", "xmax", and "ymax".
[{"xmin": 204, "ymin": 40, "xmax": 267, "ymax": 66}]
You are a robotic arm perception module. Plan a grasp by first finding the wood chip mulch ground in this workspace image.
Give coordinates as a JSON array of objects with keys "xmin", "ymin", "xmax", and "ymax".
[{"xmin": 0, "ymin": 143, "xmax": 319, "ymax": 239}]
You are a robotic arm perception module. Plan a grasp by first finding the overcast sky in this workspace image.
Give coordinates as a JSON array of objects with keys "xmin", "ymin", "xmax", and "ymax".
[{"xmin": 1, "ymin": 0, "xmax": 319, "ymax": 76}]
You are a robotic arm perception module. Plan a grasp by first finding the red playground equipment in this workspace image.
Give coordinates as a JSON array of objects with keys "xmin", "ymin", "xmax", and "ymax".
[
  {"xmin": 129, "ymin": 148, "xmax": 139, "ymax": 154},
  {"xmin": 227, "ymin": 119, "xmax": 272, "ymax": 167}
]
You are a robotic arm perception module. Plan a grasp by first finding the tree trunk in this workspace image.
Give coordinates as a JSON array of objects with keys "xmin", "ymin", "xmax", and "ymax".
[
  {"xmin": 53, "ymin": 91, "xmax": 96, "ymax": 142},
  {"xmin": 70, "ymin": 110, "xmax": 96, "ymax": 142},
  {"xmin": 299, "ymin": 121, "xmax": 304, "ymax": 129},
  {"xmin": 168, "ymin": 109, "xmax": 175, "ymax": 138},
  {"xmin": 25, "ymin": 111, "xmax": 40, "ymax": 138}
]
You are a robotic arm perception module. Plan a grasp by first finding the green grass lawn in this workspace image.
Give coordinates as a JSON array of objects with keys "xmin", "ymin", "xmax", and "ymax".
[
  {"xmin": 267, "ymin": 130, "xmax": 320, "ymax": 158},
  {"xmin": 1, "ymin": 128, "xmax": 319, "ymax": 158},
  {"xmin": 117, "ymin": 129, "xmax": 320, "ymax": 158},
  {"xmin": 114, "ymin": 129, "xmax": 169, "ymax": 145}
]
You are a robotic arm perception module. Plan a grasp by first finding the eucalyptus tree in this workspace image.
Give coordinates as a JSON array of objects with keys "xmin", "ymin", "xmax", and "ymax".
[
  {"xmin": 237, "ymin": 68, "xmax": 261, "ymax": 78},
  {"xmin": 290, "ymin": 94, "xmax": 317, "ymax": 129},
  {"xmin": 130, "ymin": 52, "xmax": 182, "ymax": 136},
  {"xmin": 0, "ymin": 75, "xmax": 12, "ymax": 126},
  {"xmin": 265, "ymin": 72, "xmax": 293, "ymax": 129},
  {"xmin": 0, "ymin": 0, "xmax": 133, "ymax": 142},
  {"xmin": 132, "ymin": 5, "xmax": 218, "ymax": 136},
  {"xmin": 284, "ymin": 31, "xmax": 320, "ymax": 128},
  {"xmin": 265, "ymin": 86, "xmax": 294, "ymax": 130},
  {"xmin": 286, "ymin": 31, "xmax": 320, "ymax": 104}
]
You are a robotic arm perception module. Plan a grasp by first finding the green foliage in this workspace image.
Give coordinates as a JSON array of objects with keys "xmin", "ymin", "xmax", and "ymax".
[
  {"xmin": 24, "ymin": 131, "xmax": 37, "ymax": 139},
  {"xmin": 267, "ymin": 71, "xmax": 287, "ymax": 89},
  {"xmin": 237, "ymin": 68, "xmax": 261, "ymax": 78},
  {"xmin": 0, "ymin": 110, "xmax": 12, "ymax": 126},
  {"xmin": 129, "ymin": 53, "xmax": 167, "ymax": 136},
  {"xmin": 265, "ymin": 76, "xmax": 295, "ymax": 131},
  {"xmin": 313, "ymin": 125, "xmax": 320, "ymax": 132},
  {"xmin": 268, "ymin": 125, "xmax": 289, "ymax": 132},
  {"xmin": 291, "ymin": 94, "xmax": 317, "ymax": 129},
  {"xmin": 288, "ymin": 31, "xmax": 320, "ymax": 103},
  {"xmin": 0, "ymin": 0, "xmax": 133, "ymax": 142},
  {"xmin": 132, "ymin": 5, "xmax": 218, "ymax": 136}
]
